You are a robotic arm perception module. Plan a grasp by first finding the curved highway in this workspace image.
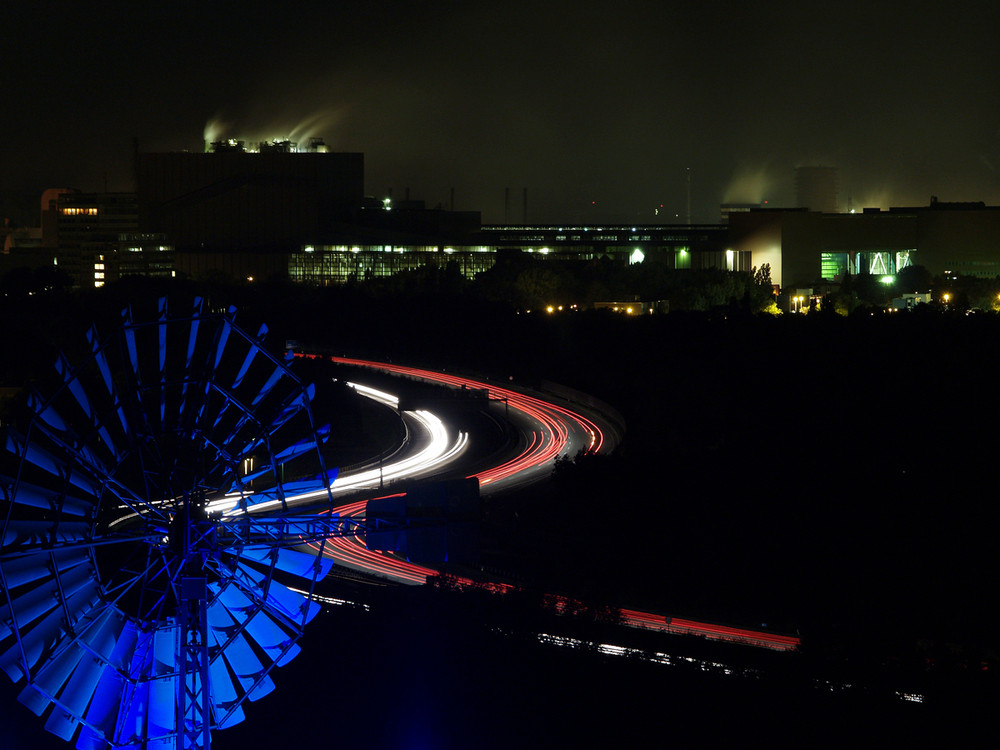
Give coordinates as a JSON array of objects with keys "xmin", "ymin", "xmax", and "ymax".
[
  {"xmin": 302, "ymin": 355, "xmax": 800, "ymax": 652},
  {"xmin": 329, "ymin": 356, "xmax": 609, "ymax": 491}
]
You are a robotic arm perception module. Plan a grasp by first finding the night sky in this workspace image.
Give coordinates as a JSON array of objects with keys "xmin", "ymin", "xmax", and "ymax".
[{"xmin": 5, "ymin": 2, "xmax": 1000, "ymax": 222}]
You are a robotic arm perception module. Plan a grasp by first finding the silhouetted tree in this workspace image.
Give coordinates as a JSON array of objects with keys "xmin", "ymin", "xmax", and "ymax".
[{"xmin": 896, "ymin": 264, "xmax": 932, "ymax": 293}]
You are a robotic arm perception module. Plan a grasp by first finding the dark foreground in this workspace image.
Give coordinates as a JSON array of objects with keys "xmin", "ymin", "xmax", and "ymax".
[
  {"xmin": 6, "ymin": 579, "xmax": 987, "ymax": 750},
  {"xmin": 2, "ymin": 282, "xmax": 998, "ymax": 748}
]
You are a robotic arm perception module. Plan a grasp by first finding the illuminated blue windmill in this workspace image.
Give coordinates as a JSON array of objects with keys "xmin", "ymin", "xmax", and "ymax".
[{"xmin": 0, "ymin": 298, "xmax": 357, "ymax": 750}]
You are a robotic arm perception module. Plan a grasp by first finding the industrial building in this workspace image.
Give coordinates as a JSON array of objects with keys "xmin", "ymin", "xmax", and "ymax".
[
  {"xmin": 1, "ymin": 191, "xmax": 176, "ymax": 289},
  {"xmin": 135, "ymin": 139, "xmax": 363, "ymax": 281},
  {"xmin": 9, "ymin": 140, "xmax": 1000, "ymax": 295},
  {"xmin": 53, "ymin": 192, "xmax": 173, "ymax": 287},
  {"xmin": 136, "ymin": 139, "xmax": 364, "ymax": 254},
  {"xmin": 287, "ymin": 223, "xmax": 741, "ymax": 284},
  {"xmin": 729, "ymin": 199, "xmax": 1000, "ymax": 288}
]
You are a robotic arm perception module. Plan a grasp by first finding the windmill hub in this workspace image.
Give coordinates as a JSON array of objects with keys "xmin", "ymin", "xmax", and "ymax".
[{"xmin": 1, "ymin": 297, "xmax": 339, "ymax": 750}]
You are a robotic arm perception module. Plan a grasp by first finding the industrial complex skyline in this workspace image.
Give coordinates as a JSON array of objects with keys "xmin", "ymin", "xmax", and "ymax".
[{"xmin": 5, "ymin": 1, "xmax": 1000, "ymax": 223}]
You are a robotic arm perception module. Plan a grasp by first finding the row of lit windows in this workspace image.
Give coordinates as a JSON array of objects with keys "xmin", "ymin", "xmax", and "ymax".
[
  {"xmin": 61, "ymin": 207, "xmax": 98, "ymax": 216},
  {"xmin": 288, "ymin": 243, "xmax": 738, "ymax": 284},
  {"xmin": 289, "ymin": 249, "xmax": 495, "ymax": 283}
]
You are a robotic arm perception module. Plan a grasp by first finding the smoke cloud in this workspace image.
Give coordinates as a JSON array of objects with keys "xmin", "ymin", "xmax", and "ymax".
[{"xmin": 722, "ymin": 164, "xmax": 774, "ymax": 205}]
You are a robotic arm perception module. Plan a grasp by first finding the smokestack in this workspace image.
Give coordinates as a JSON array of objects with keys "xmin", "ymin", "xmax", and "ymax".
[
  {"xmin": 132, "ymin": 136, "xmax": 139, "ymax": 192},
  {"xmin": 686, "ymin": 168, "xmax": 692, "ymax": 226}
]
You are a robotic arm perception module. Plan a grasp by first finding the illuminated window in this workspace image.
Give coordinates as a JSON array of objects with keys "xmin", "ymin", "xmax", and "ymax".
[
  {"xmin": 94, "ymin": 263, "xmax": 105, "ymax": 270},
  {"xmin": 94, "ymin": 272, "xmax": 105, "ymax": 279}
]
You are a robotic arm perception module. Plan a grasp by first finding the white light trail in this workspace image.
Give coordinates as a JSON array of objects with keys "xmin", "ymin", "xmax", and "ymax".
[{"xmin": 205, "ymin": 382, "xmax": 467, "ymax": 515}]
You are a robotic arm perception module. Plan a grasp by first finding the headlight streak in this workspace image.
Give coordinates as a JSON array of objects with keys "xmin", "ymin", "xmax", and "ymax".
[
  {"xmin": 300, "ymin": 355, "xmax": 802, "ymax": 654},
  {"xmin": 533, "ymin": 633, "xmax": 925, "ymax": 703},
  {"xmin": 287, "ymin": 586, "xmax": 370, "ymax": 611},
  {"xmin": 537, "ymin": 632, "xmax": 742, "ymax": 676},
  {"xmin": 205, "ymin": 389, "xmax": 467, "ymax": 516},
  {"xmin": 327, "ymin": 356, "xmax": 605, "ymax": 488}
]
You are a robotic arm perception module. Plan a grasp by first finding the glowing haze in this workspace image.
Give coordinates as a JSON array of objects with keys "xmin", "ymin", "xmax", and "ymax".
[
  {"xmin": 3, "ymin": 1, "xmax": 999, "ymax": 223},
  {"xmin": 722, "ymin": 165, "xmax": 775, "ymax": 206}
]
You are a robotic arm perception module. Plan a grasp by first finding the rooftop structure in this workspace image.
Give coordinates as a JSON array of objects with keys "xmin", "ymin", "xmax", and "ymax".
[
  {"xmin": 729, "ymin": 199, "xmax": 1000, "ymax": 287},
  {"xmin": 135, "ymin": 145, "xmax": 364, "ymax": 253}
]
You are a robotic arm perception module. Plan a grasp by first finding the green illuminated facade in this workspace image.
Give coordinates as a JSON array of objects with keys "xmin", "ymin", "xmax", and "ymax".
[{"xmin": 287, "ymin": 226, "xmax": 739, "ymax": 284}]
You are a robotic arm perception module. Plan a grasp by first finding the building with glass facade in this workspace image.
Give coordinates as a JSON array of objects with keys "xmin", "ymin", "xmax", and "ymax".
[{"xmin": 287, "ymin": 224, "xmax": 741, "ymax": 284}]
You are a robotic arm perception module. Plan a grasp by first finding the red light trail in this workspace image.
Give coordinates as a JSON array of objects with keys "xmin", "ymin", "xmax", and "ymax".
[
  {"xmin": 327, "ymin": 356, "xmax": 604, "ymax": 485},
  {"xmin": 304, "ymin": 355, "xmax": 800, "ymax": 652}
]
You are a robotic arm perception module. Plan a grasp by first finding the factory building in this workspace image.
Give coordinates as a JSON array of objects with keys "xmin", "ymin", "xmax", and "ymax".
[
  {"xmin": 12, "ymin": 141, "xmax": 1000, "ymax": 296},
  {"xmin": 287, "ymin": 223, "xmax": 742, "ymax": 284},
  {"xmin": 729, "ymin": 199, "xmax": 1000, "ymax": 288},
  {"xmin": 136, "ymin": 139, "xmax": 364, "ymax": 281}
]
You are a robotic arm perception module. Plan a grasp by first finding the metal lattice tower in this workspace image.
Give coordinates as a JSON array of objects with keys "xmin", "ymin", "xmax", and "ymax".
[{"xmin": 0, "ymin": 298, "xmax": 361, "ymax": 750}]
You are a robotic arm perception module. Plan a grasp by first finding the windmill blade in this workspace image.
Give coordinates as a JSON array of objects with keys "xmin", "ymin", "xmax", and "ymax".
[
  {"xmin": 205, "ymin": 596, "xmax": 273, "ymax": 696},
  {"xmin": 146, "ymin": 625, "xmax": 177, "ymax": 739},
  {"xmin": 238, "ymin": 545, "xmax": 334, "ymax": 580},
  {"xmin": 86, "ymin": 325, "xmax": 132, "ymax": 441},
  {"xmin": 18, "ymin": 604, "xmax": 123, "ymax": 739},
  {"xmin": 75, "ymin": 620, "xmax": 141, "ymax": 749},
  {"xmin": 1, "ymin": 573, "xmax": 101, "ymax": 682},
  {"xmin": 5, "ymin": 434, "xmax": 100, "ymax": 504},
  {"xmin": 207, "ymin": 655, "xmax": 246, "ymax": 729},
  {"xmin": 2, "ymin": 298, "xmax": 342, "ymax": 749},
  {"xmin": 1, "ymin": 519, "xmax": 90, "ymax": 553},
  {"xmin": 114, "ymin": 627, "xmax": 155, "ymax": 746},
  {"xmin": 229, "ymin": 562, "xmax": 319, "ymax": 626},
  {"xmin": 0, "ymin": 559, "xmax": 95, "ymax": 647},
  {"xmin": 0, "ymin": 547, "xmax": 90, "ymax": 588},
  {"xmin": 38, "ymin": 607, "xmax": 124, "ymax": 740},
  {"xmin": 231, "ymin": 323, "xmax": 269, "ymax": 390}
]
